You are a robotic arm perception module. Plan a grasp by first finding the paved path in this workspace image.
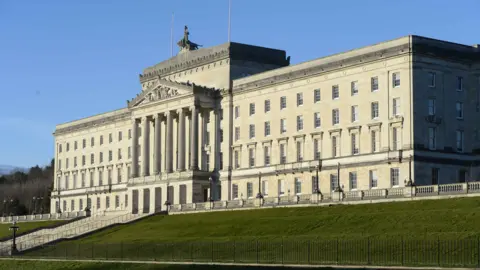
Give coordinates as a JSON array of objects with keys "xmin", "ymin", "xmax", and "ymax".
[{"xmin": 0, "ymin": 257, "xmax": 472, "ymax": 269}]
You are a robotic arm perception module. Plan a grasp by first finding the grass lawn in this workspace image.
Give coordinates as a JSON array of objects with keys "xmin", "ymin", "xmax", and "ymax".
[
  {"xmin": 0, "ymin": 259, "xmax": 342, "ymax": 270},
  {"xmin": 0, "ymin": 220, "xmax": 64, "ymax": 239}
]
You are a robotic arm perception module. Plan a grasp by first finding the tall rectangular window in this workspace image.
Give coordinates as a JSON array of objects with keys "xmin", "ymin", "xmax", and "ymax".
[
  {"xmin": 393, "ymin": 72, "xmax": 400, "ymax": 87},
  {"xmin": 428, "ymin": 127, "xmax": 436, "ymax": 150},
  {"xmin": 330, "ymin": 174, "xmax": 338, "ymax": 191},
  {"xmin": 332, "ymin": 85, "xmax": 339, "ymax": 99},
  {"xmin": 128, "ymin": 129, "xmax": 131, "ymax": 139},
  {"xmin": 91, "ymin": 137, "xmax": 94, "ymax": 147},
  {"xmin": 314, "ymin": 112, "xmax": 321, "ymax": 128},
  {"xmin": 457, "ymin": 76, "xmax": 463, "ymax": 91},
  {"xmin": 332, "ymin": 109, "xmax": 339, "ymax": 125},
  {"xmin": 118, "ymin": 131, "xmax": 122, "ymax": 141},
  {"xmin": 90, "ymin": 171, "xmax": 94, "ymax": 187},
  {"xmin": 232, "ymin": 184, "xmax": 239, "ymax": 199},
  {"xmin": 351, "ymin": 134, "xmax": 359, "ymax": 155},
  {"xmin": 371, "ymin": 77, "xmax": 379, "ymax": 91},
  {"xmin": 351, "ymin": 81, "xmax": 358, "ymax": 96},
  {"xmin": 280, "ymin": 119, "xmax": 287, "ymax": 133},
  {"xmin": 313, "ymin": 139, "xmax": 320, "ymax": 160},
  {"xmin": 264, "ymin": 146, "xmax": 270, "ymax": 166},
  {"xmin": 100, "ymin": 135, "xmax": 104, "ymax": 145},
  {"xmin": 264, "ymin": 121, "xmax": 271, "ymax": 136},
  {"xmin": 280, "ymin": 144, "xmax": 286, "ymax": 164},
  {"xmin": 390, "ymin": 168, "xmax": 399, "ymax": 187},
  {"xmin": 264, "ymin": 100, "xmax": 270, "ymax": 113},
  {"xmin": 392, "ymin": 127, "xmax": 399, "ymax": 151},
  {"xmin": 128, "ymin": 147, "xmax": 131, "ymax": 158},
  {"xmin": 371, "ymin": 102, "xmax": 379, "ymax": 119},
  {"xmin": 278, "ymin": 179, "xmax": 285, "ymax": 195},
  {"xmin": 314, "ymin": 89, "xmax": 321, "ymax": 103},
  {"xmin": 262, "ymin": 180, "xmax": 269, "ymax": 196},
  {"xmin": 235, "ymin": 106, "xmax": 240, "ymax": 118},
  {"xmin": 233, "ymin": 150, "xmax": 239, "ymax": 169},
  {"xmin": 74, "ymin": 157, "xmax": 77, "ymax": 167},
  {"xmin": 247, "ymin": 182, "xmax": 253, "ymax": 198},
  {"xmin": 311, "ymin": 176, "xmax": 318, "ymax": 193},
  {"xmin": 351, "ymin": 106, "xmax": 358, "ymax": 122},
  {"xmin": 456, "ymin": 130, "xmax": 464, "ymax": 152},
  {"xmin": 99, "ymin": 171, "xmax": 103, "ymax": 186},
  {"xmin": 371, "ymin": 131, "xmax": 378, "ymax": 153},
  {"xmin": 296, "ymin": 141, "xmax": 303, "ymax": 162},
  {"xmin": 91, "ymin": 154, "xmax": 94, "ymax": 164},
  {"xmin": 66, "ymin": 158, "xmax": 69, "ymax": 169},
  {"xmin": 82, "ymin": 139, "xmax": 86, "ymax": 148},
  {"xmin": 294, "ymin": 178, "xmax": 302, "ymax": 194},
  {"xmin": 118, "ymin": 149, "xmax": 122, "ymax": 160},
  {"xmin": 74, "ymin": 141, "xmax": 77, "ymax": 150},
  {"xmin": 297, "ymin": 93, "xmax": 304, "ymax": 106},
  {"xmin": 73, "ymin": 174, "xmax": 77, "ymax": 189},
  {"xmin": 456, "ymin": 102, "xmax": 464, "ymax": 119},
  {"xmin": 235, "ymin": 127, "xmax": 240, "ymax": 141},
  {"xmin": 349, "ymin": 172, "xmax": 357, "ymax": 190},
  {"xmin": 100, "ymin": 152, "xmax": 103, "ymax": 163},
  {"xmin": 249, "ymin": 103, "xmax": 255, "ymax": 116},
  {"xmin": 428, "ymin": 99, "xmax": 436, "ymax": 116},
  {"xmin": 428, "ymin": 72, "xmax": 436, "ymax": 87},
  {"xmin": 108, "ymin": 150, "xmax": 113, "ymax": 162},
  {"xmin": 369, "ymin": 170, "xmax": 378, "ymax": 188},
  {"xmin": 280, "ymin": 96, "xmax": 287, "ymax": 109},
  {"xmin": 332, "ymin": 136, "xmax": 338, "ymax": 157},
  {"xmin": 81, "ymin": 172, "xmax": 85, "ymax": 187},
  {"xmin": 393, "ymin": 98, "xmax": 400, "ymax": 116},
  {"xmin": 109, "ymin": 133, "xmax": 113, "ymax": 143},
  {"xmin": 296, "ymin": 115, "xmax": 303, "ymax": 131},
  {"xmin": 249, "ymin": 124, "xmax": 255, "ymax": 139},
  {"xmin": 249, "ymin": 148, "xmax": 255, "ymax": 168},
  {"xmin": 117, "ymin": 167, "xmax": 122, "ymax": 183}
]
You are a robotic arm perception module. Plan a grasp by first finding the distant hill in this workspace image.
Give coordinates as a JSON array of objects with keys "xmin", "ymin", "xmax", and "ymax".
[{"xmin": 0, "ymin": 165, "xmax": 27, "ymax": 176}]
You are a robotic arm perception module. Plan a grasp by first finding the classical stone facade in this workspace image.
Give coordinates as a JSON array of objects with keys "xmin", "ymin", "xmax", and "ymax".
[{"xmin": 51, "ymin": 35, "xmax": 480, "ymax": 215}]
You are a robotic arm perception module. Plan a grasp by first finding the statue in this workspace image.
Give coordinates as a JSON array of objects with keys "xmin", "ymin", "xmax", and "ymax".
[{"xmin": 177, "ymin": 25, "xmax": 201, "ymax": 51}]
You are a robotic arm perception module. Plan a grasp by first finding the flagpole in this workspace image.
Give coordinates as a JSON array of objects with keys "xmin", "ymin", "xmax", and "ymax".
[{"xmin": 228, "ymin": 0, "xmax": 231, "ymax": 42}]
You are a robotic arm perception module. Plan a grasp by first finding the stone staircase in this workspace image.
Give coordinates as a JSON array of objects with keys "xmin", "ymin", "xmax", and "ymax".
[{"xmin": 0, "ymin": 211, "xmax": 151, "ymax": 255}]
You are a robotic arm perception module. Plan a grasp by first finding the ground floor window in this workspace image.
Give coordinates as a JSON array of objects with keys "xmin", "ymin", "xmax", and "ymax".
[{"xmin": 232, "ymin": 184, "xmax": 238, "ymax": 199}]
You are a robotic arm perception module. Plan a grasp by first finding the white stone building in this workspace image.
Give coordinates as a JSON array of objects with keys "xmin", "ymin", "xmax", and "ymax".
[{"xmin": 51, "ymin": 31, "xmax": 480, "ymax": 215}]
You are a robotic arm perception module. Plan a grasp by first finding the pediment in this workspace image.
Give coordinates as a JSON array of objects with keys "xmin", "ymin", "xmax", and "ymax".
[{"xmin": 127, "ymin": 79, "xmax": 194, "ymax": 108}]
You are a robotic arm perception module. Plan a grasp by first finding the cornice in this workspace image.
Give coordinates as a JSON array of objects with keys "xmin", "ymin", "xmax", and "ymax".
[{"xmin": 55, "ymin": 111, "xmax": 131, "ymax": 136}]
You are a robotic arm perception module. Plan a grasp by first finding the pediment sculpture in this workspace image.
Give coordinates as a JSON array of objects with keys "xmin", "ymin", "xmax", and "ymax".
[{"xmin": 147, "ymin": 87, "xmax": 180, "ymax": 102}]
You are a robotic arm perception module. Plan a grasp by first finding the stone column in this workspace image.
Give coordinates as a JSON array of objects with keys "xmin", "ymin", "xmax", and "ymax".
[
  {"xmin": 131, "ymin": 119, "xmax": 139, "ymax": 178},
  {"xmin": 213, "ymin": 108, "xmax": 220, "ymax": 171},
  {"xmin": 165, "ymin": 111, "xmax": 174, "ymax": 173},
  {"xmin": 153, "ymin": 114, "xmax": 162, "ymax": 174},
  {"xmin": 177, "ymin": 108, "xmax": 186, "ymax": 171},
  {"xmin": 141, "ymin": 116, "xmax": 149, "ymax": 177},
  {"xmin": 190, "ymin": 105, "xmax": 199, "ymax": 170}
]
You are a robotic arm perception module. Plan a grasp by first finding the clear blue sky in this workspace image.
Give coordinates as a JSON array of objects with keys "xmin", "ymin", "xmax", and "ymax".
[{"xmin": 0, "ymin": 0, "xmax": 478, "ymax": 168}]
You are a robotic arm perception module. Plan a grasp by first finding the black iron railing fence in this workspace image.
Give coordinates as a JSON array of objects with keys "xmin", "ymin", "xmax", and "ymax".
[{"xmin": 4, "ymin": 238, "xmax": 480, "ymax": 267}]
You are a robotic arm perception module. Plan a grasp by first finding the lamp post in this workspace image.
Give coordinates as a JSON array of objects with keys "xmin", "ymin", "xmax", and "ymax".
[
  {"xmin": 256, "ymin": 172, "xmax": 263, "ymax": 199},
  {"xmin": 9, "ymin": 199, "xmax": 13, "ymax": 216},
  {"xmin": 57, "ymin": 188, "xmax": 61, "ymax": 214},
  {"xmin": 9, "ymin": 221, "xmax": 19, "ymax": 255}
]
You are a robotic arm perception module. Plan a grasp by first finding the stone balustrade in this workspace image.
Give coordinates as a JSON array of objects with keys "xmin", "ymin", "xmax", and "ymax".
[{"xmin": 0, "ymin": 211, "xmax": 87, "ymax": 224}]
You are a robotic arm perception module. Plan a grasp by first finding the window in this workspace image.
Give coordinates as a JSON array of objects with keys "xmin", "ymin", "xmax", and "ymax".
[
  {"xmin": 456, "ymin": 102, "xmax": 464, "ymax": 119},
  {"xmin": 393, "ymin": 98, "xmax": 400, "ymax": 116},
  {"xmin": 393, "ymin": 72, "xmax": 400, "ymax": 87},
  {"xmin": 125, "ymin": 194, "xmax": 128, "ymax": 207},
  {"xmin": 65, "ymin": 175, "xmax": 69, "ymax": 189},
  {"xmin": 106, "ymin": 196, "xmax": 110, "ymax": 209},
  {"xmin": 311, "ymin": 176, "xmax": 318, "ymax": 193},
  {"xmin": 109, "ymin": 133, "xmax": 113, "ymax": 143},
  {"xmin": 392, "ymin": 127, "xmax": 399, "ymax": 151},
  {"xmin": 127, "ymin": 167, "xmax": 131, "ymax": 179},
  {"xmin": 330, "ymin": 174, "xmax": 338, "ymax": 191},
  {"xmin": 247, "ymin": 182, "xmax": 253, "ymax": 198},
  {"xmin": 297, "ymin": 93, "xmax": 303, "ymax": 106},
  {"xmin": 82, "ymin": 155, "xmax": 86, "ymax": 166},
  {"xmin": 99, "ymin": 171, "xmax": 103, "ymax": 186},
  {"xmin": 91, "ymin": 137, "xmax": 94, "ymax": 147},
  {"xmin": 74, "ymin": 157, "xmax": 77, "ymax": 167},
  {"xmin": 82, "ymin": 139, "xmax": 86, "ymax": 148},
  {"xmin": 369, "ymin": 170, "xmax": 378, "ymax": 188},
  {"xmin": 100, "ymin": 135, "xmax": 104, "ymax": 145},
  {"xmin": 280, "ymin": 144, "xmax": 286, "ymax": 164},
  {"xmin": 234, "ymin": 150, "xmax": 240, "ymax": 169},
  {"xmin": 235, "ymin": 106, "xmax": 240, "ymax": 118},
  {"xmin": 108, "ymin": 150, "xmax": 113, "ymax": 162},
  {"xmin": 264, "ymin": 122, "xmax": 270, "ymax": 136},
  {"xmin": 71, "ymin": 200, "xmax": 75, "ymax": 211},
  {"xmin": 264, "ymin": 146, "xmax": 270, "ymax": 166},
  {"xmin": 118, "ymin": 131, "xmax": 122, "ymax": 141},
  {"xmin": 58, "ymin": 159, "xmax": 62, "ymax": 169},
  {"xmin": 332, "ymin": 85, "xmax": 339, "ymax": 99},
  {"xmin": 278, "ymin": 179, "xmax": 285, "ymax": 195},
  {"xmin": 332, "ymin": 136, "xmax": 338, "ymax": 157},
  {"xmin": 456, "ymin": 130, "xmax": 464, "ymax": 152},
  {"xmin": 294, "ymin": 178, "xmax": 302, "ymax": 194},
  {"xmin": 428, "ymin": 72, "xmax": 436, "ymax": 87},
  {"xmin": 262, "ymin": 181, "xmax": 268, "ymax": 196},
  {"xmin": 314, "ymin": 89, "xmax": 321, "ymax": 103},
  {"xmin": 128, "ymin": 147, "xmax": 131, "ymax": 158},
  {"xmin": 100, "ymin": 152, "xmax": 103, "ymax": 163},
  {"xmin": 63, "ymin": 201, "xmax": 67, "ymax": 212},
  {"xmin": 371, "ymin": 102, "xmax": 379, "ymax": 119},
  {"xmin": 280, "ymin": 119, "xmax": 287, "ymax": 134},
  {"xmin": 457, "ymin": 76, "xmax": 463, "ymax": 91},
  {"xmin": 79, "ymin": 199, "xmax": 83, "ymax": 211},
  {"xmin": 428, "ymin": 127, "xmax": 436, "ymax": 150},
  {"xmin": 296, "ymin": 115, "xmax": 303, "ymax": 131},
  {"xmin": 349, "ymin": 172, "xmax": 357, "ymax": 190},
  {"xmin": 351, "ymin": 134, "xmax": 359, "ymax": 155},
  {"xmin": 96, "ymin": 197, "xmax": 100, "ymax": 209},
  {"xmin": 264, "ymin": 100, "xmax": 270, "ymax": 113},
  {"xmin": 371, "ymin": 77, "xmax": 379, "ymax": 91},
  {"xmin": 249, "ymin": 148, "xmax": 255, "ymax": 168},
  {"xmin": 390, "ymin": 168, "xmax": 399, "ymax": 187},
  {"xmin": 314, "ymin": 112, "xmax": 321, "ymax": 128},
  {"xmin": 351, "ymin": 106, "xmax": 358, "ymax": 122},
  {"xmin": 351, "ymin": 81, "xmax": 358, "ymax": 96},
  {"xmin": 90, "ymin": 171, "xmax": 94, "ymax": 187},
  {"xmin": 249, "ymin": 124, "xmax": 255, "ymax": 139},
  {"xmin": 313, "ymin": 139, "xmax": 320, "ymax": 160},
  {"xmin": 73, "ymin": 174, "xmax": 77, "ymax": 188},
  {"xmin": 66, "ymin": 158, "xmax": 69, "ymax": 169},
  {"xmin": 249, "ymin": 103, "xmax": 255, "ymax": 116},
  {"xmin": 118, "ymin": 149, "xmax": 122, "ymax": 160},
  {"xmin": 59, "ymin": 144, "xmax": 62, "ymax": 153},
  {"xmin": 296, "ymin": 141, "xmax": 303, "ymax": 162},
  {"xmin": 280, "ymin": 96, "xmax": 287, "ymax": 109},
  {"xmin": 234, "ymin": 127, "xmax": 240, "ymax": 141},
  {"xmin": 74, "ymin": 141, "xmax": 77, "ymax": 150},
  {"xmin": 232, "ymin": 184, "xmax": 239, "ymax": 199},
  {"xmin": 117, "ymin": 167, "xmax": 122, "ymax": 183},
  {"xmin": 66, "ymin": 143, "xmax": 70, "ymax": 152},
  {"xmin": 115, "ymin": 195, "xmax": 120, "ymax": 208},
  {"xmin": 81, "ymin": 172, "xmax": 85, "ymax": 187},
  {"xmin": 428, "ymin": 99, "xmax": 436, "ymax": 116},
  {"xmin": 332, "ymin": 109, "xmax": 339, "ymax": 125}
]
